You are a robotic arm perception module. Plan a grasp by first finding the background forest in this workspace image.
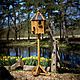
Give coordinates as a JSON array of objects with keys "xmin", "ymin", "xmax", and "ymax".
[{"xmin": 0, "ymin": 0, "xmax": 80, "ymax": 40}]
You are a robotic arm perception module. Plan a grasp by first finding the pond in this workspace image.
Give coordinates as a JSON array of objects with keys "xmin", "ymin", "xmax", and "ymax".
[
  {"xmin": 0, "ymin": 46, "xmax": 80, "ymax": 69},
  {"xmin": 0, "ymin": 46, "xmax": 51, "ymax": 58},
  {"xmin": 60, "ymin": 51, "xmax": 80, "ymax": 68}
]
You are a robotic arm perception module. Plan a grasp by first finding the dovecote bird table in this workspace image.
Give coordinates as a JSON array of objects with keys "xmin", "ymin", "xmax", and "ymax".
[{"xmin": 30, "ymin": 11, "xmax": 48, "ymax": 76}]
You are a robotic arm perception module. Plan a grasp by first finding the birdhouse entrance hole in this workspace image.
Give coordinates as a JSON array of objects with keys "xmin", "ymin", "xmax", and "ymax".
[{"xmin": 38, "ymin": 20, "xmax": 41, "ymax": 25}]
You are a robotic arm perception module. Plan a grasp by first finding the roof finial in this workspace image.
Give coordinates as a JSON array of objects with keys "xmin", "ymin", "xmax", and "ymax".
[{"xmin": 37, "ymin": 8, "xmax": 40, "ymax": 12}]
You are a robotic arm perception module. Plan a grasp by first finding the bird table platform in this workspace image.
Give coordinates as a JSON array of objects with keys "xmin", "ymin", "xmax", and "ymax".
[{"xmin": 31, "ymin": 11, "xmax": 49, "ymax": 76}]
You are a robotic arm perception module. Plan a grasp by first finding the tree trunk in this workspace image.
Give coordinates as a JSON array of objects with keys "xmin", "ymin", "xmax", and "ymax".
[
  {"xmin": 7, "ymin": 48, "xmax": 10, "ymax": 56},
  {"xmin": 42, "ymin": 48, "xmax": 44, "ymax": 57},
  {"xmin": 27, "ymin": 13, "xmax": 30, "ymax": 40},
  {"xmin": 7, "ymin": 28, "xmax": 10, "ymax": 41},
  {"xmin": 28, "ymin": 24, "xmax": 30, "ymax": 40},
  {"xmin": 7, "ymin": 6, "xmax": 10, "ymax": 41},
  {"xmin": 71, "ymin": 29, "xmax": 74, "ymax": 38},
  {"xmin": 15, "ymin": 29, "xmax": 17, "ymax": 40},
  {"xmin": 18, "ymin": 10, "xmax": 21, "ymax": 40},
  {"xmin": 62, "ymin": 21, "xmax": 66, "ymax": 39},
  {"xmin": 51, "ymin": 40, "xmax": 57, "ymax": 72},
  {"xmin": 19, "ymin": 31, "xmax": 20, "ymax": 40},
  {"xmin": 28, "ymin": 47, "xmax": 30, "ymax": 57},
  {"xmin": 60, "ymin": 22, "xmax": 62, "ymax": 40},
  {"xmin": 13, "ymin": 3, "xmax": 17, "ymax": 40},
  {"xmin": 48, "ymin": 22, "xmax": 57, "ymax": 72},
  {"xmin": 15, "ymin": 48, "xmax": 18, "ymax": 57}
]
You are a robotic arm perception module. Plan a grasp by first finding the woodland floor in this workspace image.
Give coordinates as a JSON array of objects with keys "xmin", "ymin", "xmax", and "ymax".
[{"xmin": 11, "ymin": 70, "xmax": 80, "ymax": 80}]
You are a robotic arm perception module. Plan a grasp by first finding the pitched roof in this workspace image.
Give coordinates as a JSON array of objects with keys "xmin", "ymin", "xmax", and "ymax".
[{"xmin": 31, "ymin": 11, "xmax": 46, "ymax": 21}]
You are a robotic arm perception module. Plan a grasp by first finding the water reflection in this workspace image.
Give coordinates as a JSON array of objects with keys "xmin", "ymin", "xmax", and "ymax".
[
  {"xmin": 10, "ymin": 48, "xmax": 16, "ymax": 56},
  {"xmin": 60, "ymin": 52, "xmax": 80, "ymax": 68},
  {"xmin": 8, "ymin": 47, "xmax": 51, "ymax": 58}
]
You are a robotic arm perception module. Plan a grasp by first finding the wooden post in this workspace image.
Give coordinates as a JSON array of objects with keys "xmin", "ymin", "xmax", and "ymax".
[
  {"xmin": 37, "ymin": 34, "xmax": 40, "ymax": 66},
  {"xmin": 32, "ymin": 34, "xmax": 48, "ymax": 76}
]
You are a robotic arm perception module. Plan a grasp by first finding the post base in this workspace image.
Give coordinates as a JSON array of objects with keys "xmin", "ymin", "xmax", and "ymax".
[{"xmin": 32, "ymin": 65, "xmax": 48, "ymax": 76}]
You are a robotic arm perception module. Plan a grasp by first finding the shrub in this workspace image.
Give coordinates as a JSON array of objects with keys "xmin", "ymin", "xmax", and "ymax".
[
  {"xmin": 8, "ymin": 58, "xmax": 16, "ymax": 66},
  {"xmin": 0, "ymin": 56, "xmax": 17, "ymax": 66},
  {"xmin": 0, "ymin": 60, "xmax": 4, "ymax": 66},
  {"xmin": 0, "ymin": 56, "xmax": 51, "ymax": 67},
  {"xmin": 25, "ymin": 57, "xmax": 38, "ymax": 66},
  {"xmin": 24, "ymin": 56, "xmax": 51, "ymax": 67}
]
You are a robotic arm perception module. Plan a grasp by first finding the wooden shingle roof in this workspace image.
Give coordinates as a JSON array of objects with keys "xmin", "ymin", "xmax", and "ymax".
[{"xmin": 31, "ymin": 11, "xmax": 45, "ymax": 21}]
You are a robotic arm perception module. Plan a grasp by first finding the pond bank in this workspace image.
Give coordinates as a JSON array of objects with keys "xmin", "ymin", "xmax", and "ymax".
[{"xmin": 0, "ymin": 40, "xmax": 50, "ymax": 48}]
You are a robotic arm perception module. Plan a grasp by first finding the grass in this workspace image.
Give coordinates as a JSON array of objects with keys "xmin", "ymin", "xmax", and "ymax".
[
  {"xmin": 5, "ymin": 40, "xmax": 50, "ymax": 48},
  {"xmin": 7, "ymin": 41, "xmax": 37, "ymax": 47}
]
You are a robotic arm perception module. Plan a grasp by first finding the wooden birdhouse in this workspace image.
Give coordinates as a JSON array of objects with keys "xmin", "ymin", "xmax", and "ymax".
[{"xmin": 31, "ymin": 11, "xmax": 46, "ymax": 34}]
